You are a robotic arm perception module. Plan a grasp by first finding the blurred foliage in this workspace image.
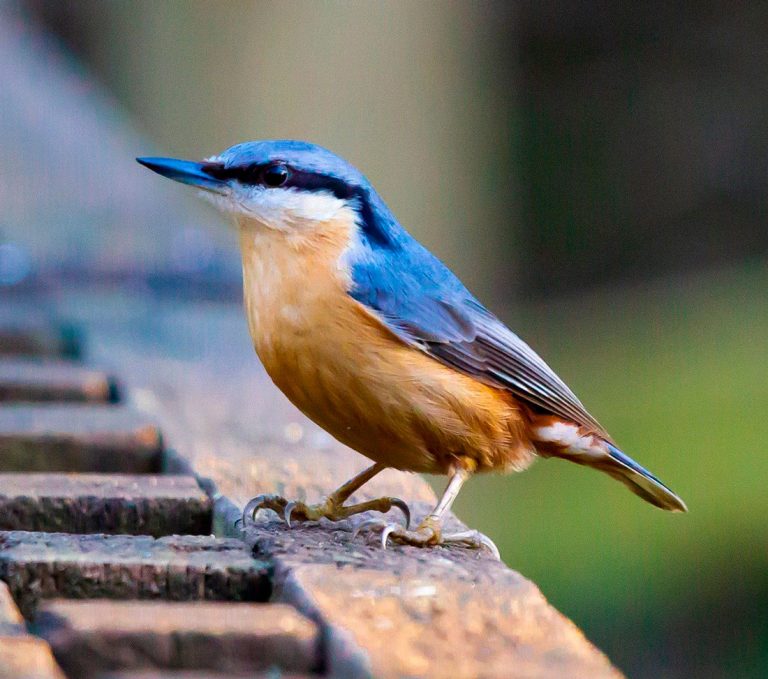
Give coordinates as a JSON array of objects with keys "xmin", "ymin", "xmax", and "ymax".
[
  {"xmin": 517, "ymin": 2, "xmax": 768, "ymax": 296},
  {"xmin": 448, "ymin": 261, "xmax": 768, "ymax": 678}
]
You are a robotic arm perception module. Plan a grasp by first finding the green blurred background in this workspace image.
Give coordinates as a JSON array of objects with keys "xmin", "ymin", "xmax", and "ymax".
[{"xmin": 4, "ymin": 2, "xmax": 767, "ymax": 676}]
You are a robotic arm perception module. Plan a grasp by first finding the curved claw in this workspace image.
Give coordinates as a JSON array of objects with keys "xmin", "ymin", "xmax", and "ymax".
[
  {"xmin": 478, "ymin": 534, "xmax": 501, "ymax": 560},
  {"xmin": 389, "ymin": 498, "xmax": 411, "ymax": 529},
  {"xmin": 380, "ymin": 524, "xmax": 398, "ymax": 550},
  {"xmin": 445, "ymin": 530, "xmax": 501, "ymax": 560},
  {"xmin": 242, "ymin": 494, "xmax": 272, "ymax": 526},
  {"xmin": 283, "ymin": 501, "xmax": 298, "ymax": 528}
]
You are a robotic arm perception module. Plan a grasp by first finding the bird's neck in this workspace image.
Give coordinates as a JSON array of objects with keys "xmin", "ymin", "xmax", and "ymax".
[{"xmin": 236, "ymin": 213, "xmax": 358, "ymax": 355}]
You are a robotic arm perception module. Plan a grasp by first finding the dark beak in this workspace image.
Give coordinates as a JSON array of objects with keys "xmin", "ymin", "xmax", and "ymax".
[{"xmin": 136, "ymin": 157, "xmax": 227, "ymax": 193}]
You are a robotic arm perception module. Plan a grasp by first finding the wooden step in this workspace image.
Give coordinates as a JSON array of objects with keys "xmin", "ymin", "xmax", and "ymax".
[
  {"xmin": 0, "ymin": 532, "xmax": 271, "ymax": 618},
  {"xmin": 36, "ymin": 600, "xmax": 319, "ymax": 678},
  {"xmin": 0, "ymin": 360, "xmax": 119, "ymax": 404},
  {"xmin": 0, "ymin": 306, "xmax": 80, "ymax": 359},
  {"xmin": 0, "ymin": 406, "xmax": 162, "ymax": 473},
  {"xmin": 0, "ymin": 474, "xmax": 211, "ymax": 536}
]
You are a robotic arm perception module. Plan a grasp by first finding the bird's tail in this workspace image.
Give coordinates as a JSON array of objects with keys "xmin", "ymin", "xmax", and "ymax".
[
  {"xmin": 595, "ymin": 442, "xmax": 687, "ymax": 512},
  {"xmin": 531, "ymin": 419, "xmax": 687, "ymax": 512}
]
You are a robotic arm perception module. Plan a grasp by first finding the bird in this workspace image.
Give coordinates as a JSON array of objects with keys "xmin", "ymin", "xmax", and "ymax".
[{"xmin": 137, "ymin": 140, "xmax": 687, "ymax": 556}]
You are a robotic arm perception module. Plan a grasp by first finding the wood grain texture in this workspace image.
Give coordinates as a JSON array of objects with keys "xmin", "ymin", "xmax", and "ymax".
[
  {"xmin": 0, "ymin": 474, "xmax": 210, "ymax": 536},
  {"xmin": 0, "ymin": 360, "xmax": 117, "ymax": 403},
  {"xmin": 0, "ymin": 406, "xmax": 162, "ymax": 473},
  {"xmin": 0, "ymin": 532, "xmax": 270, "ymax": 618},
  {"xmin": 36, "ymin": 600, "xmax": 319, "ymax": 676}
]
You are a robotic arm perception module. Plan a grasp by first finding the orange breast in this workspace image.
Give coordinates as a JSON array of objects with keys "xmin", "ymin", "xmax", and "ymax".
[{"xmin": 238, "ymin": 215, "xmax": 535, "ymax": 474}]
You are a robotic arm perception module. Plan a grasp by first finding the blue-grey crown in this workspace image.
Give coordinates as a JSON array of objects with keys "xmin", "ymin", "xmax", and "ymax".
[
  {"xmin": 205, "ymin": 140, "xmax": 400, "ymax": 247},
  {"xmin": 204, "ymin": 140, "xmax": 365, "ymax": 198}
]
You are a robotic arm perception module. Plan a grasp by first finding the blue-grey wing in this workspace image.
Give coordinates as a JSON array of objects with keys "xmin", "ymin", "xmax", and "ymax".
[{"xmin": 348, "ymin": 241, "xmax": 608, "ymax": 436}]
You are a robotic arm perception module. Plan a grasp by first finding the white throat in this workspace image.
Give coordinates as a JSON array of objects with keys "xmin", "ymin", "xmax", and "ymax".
[{"xmin": 203, "ymin": 185, "xmax": 351, "ymax": 232}]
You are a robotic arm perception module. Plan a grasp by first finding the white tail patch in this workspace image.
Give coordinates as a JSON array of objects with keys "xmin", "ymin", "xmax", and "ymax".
[
  {"xmin": 534, "ymin": 421, "xmax": 602, "ymax": 456},
  {"xmin": 534, "ymin": 421, "xmax": 688, "ymax": 512}
]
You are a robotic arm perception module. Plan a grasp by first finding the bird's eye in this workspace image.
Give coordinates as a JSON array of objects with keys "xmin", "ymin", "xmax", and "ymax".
[{"xmin": 262, "ymin": 164, "xmax": 290, "ymax": 188}]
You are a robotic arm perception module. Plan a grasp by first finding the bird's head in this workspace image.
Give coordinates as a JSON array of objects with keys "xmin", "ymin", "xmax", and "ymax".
[{"xmin": 137, "ymin": 140, "xmax": 386, "ymax": 239}]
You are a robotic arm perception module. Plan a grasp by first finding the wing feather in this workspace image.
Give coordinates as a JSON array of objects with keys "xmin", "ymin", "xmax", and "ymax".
[{"xmin": 349, "ymin": 242, "xmax": 609, "ymax": 438}]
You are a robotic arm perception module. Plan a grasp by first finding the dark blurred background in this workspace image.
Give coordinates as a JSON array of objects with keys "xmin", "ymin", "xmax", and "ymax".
[{"xmin": 2, "ymin": 2, "xmax": 766, "ymax": 677}]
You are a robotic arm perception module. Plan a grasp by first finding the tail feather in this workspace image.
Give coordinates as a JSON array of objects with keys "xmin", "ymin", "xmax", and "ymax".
[
  {"xmin": 531, "ymin": 417, "xmax": 687, "ymax": 512},
  {"xmin": 602, "ymin": 442, "xmax": 688, "ymax": 512}
]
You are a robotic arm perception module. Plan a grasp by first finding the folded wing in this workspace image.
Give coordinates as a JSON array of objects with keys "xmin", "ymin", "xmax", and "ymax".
[{"xmin": 348, "ymin": 240, "xmax": 610, "ymax": 439}]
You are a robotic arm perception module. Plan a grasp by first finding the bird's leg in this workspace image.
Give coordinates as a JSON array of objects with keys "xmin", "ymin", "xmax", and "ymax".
[
  {"xmin": 354, "ymin": 467, "xmax": 500, "ymax": 559},
  {"xmin": 242, "ymin": 462, "xmax": 410, "ymax": 529}
]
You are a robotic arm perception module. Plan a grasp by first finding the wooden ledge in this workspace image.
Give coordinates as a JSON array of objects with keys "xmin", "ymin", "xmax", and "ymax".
[
  {"xmin": 243, "ymin": 518, "xmax": 618, "ymax": 678},
  {"xmin": 73, "ymin": 293, "xmax": 622, "ymax": 678}
]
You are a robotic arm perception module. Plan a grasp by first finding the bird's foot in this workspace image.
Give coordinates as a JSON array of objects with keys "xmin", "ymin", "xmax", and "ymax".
[
  {"xmin": 353, "ymin": 515, "xmax": 501, "ymax": 559},
  {"xmin": 241, "ymin": 493, "xmax": 411, "ymax": 529}
]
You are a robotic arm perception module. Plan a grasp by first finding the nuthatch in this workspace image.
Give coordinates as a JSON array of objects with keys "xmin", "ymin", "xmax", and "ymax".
[{"xmin": 138, "ymin": 141, "xmax": 686, "ymax": 556}]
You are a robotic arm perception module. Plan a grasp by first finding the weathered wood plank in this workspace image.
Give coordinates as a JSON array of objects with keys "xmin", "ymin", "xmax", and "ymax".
[
  {"xmin": 0, "ymin": 406, "xmax": 162, "ymax": 473},
  {"xmin": 0, "ymin": 474, "xmax": 210, "ymax": 536},
  {"xmin": 275, "ymin": 532, "xmax": 617, "ymax": 678},
  {"xmin": 36, "ymin": 600, "xmax": 320, "ymax": 677},
  {"xmin": 0, "ymin": 532, "xmax": 271, "ymax": 618},
  {"xmin": 0, "ymin": 304, "xmax": 80, "ymax": 359},
  {"xmin": 0, "ymin": 360, "xmax": 118, "ymax": 403}
]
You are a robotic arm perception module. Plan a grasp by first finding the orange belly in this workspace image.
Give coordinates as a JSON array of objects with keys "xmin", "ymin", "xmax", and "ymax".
[
  {"xmin": 238, "ymin": 216, "xmax": 536, "ymax": 475},
  {"xmin": 263, "ymin": 300, "xmax": 534, "ymax": 473}
]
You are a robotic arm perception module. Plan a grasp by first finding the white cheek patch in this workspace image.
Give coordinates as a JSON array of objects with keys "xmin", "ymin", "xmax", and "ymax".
[
  {"xmin": 535, "ymin": 421, "xmax": 597, "ymax": 454},
  {"xmin": 226, "ymin": 186, "xmax": 349, "ymax": 231}
]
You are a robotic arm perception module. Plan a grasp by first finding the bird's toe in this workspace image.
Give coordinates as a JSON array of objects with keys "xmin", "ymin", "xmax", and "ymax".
[
  {"xmin": 351, "ymin": 516, "xmax": 500, "ymax": 557},
  {"xmin": 242, "ymin": 494, "xmax": 290, "ymax": 527},
  {"xmin": 441, "ymin": 529, "xmax": 501, "ymax": 559},
  {"xmin": 352, "ymin": 518, "xmax": 439, "ymax": 549}
]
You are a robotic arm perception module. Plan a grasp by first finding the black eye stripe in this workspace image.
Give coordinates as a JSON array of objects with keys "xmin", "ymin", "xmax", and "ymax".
[
  {"xmin": 288, "ymin": 171, "xmax": 356, "ymax": 200},
  {"xmin": 201, "ymin": 160, "xmax": 389, "ymax": 245},
  {"xmin": 201, "ymin": 162, "xmax": 266, "ymax": 184},
  {"xmin": 202, "ymin": 161, "xmax": 356, "ymax": 200}
]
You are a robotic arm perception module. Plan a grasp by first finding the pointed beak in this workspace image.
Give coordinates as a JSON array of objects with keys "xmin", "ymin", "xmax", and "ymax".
[{"xmin": 136, "ymin": 157, "xmax": 227, "ymax": 193}]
